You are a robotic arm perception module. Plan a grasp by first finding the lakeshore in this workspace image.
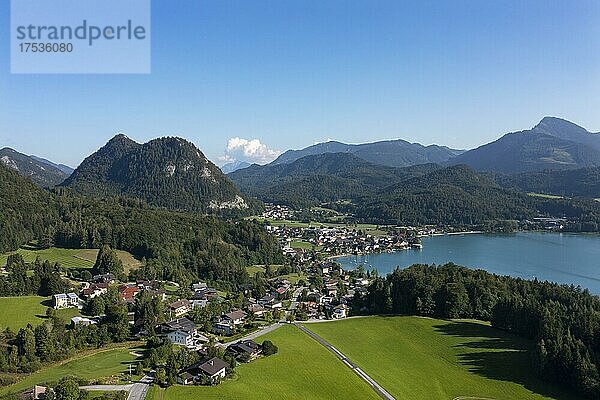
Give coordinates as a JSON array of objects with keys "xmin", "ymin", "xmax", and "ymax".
[{"xmin": 336, "ymin": 232, "xmax": 600, "ymax": 294}]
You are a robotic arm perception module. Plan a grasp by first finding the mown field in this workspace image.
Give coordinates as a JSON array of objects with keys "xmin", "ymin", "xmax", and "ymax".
[
  {"xmin": 0, "ymin": 247, "xmax": 141, "ymax": 272},
  {"xmin": 0, "ymin": 345, "xmax": 142, "ymax": 396},
  {"xmin": 306, "ymin": 316, "xmax": 583, "ymax": 400},
  {"xmin": 0, "ymin": 296, "xmax": 48, "ymax": 331},
  {"xmin": 0, "ymin": 296, "xmax": 81, "ymax": 331},
  {"xmin": 153, "ymin": 324, "xmax": 379, "ymax": 400}
]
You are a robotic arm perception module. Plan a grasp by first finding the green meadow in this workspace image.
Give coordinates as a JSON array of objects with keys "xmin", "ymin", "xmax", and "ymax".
[
  {"xmin": 306, "ymin": 316, "xmax": 583, "ymax": 400},
  {"xmin": 154, "ymin": 324, "xmax": 379, "ymax": 400},
  {"xmin": 0, "ymin": 296, "xmax": 81, "ymax": 331},
  {"xmin": 0, "ymin": 247, "xmax": 141, "ymax": 272},
  {"xmin": 0, "ymin": 345, "xmax": 142, "ymax": 396}
]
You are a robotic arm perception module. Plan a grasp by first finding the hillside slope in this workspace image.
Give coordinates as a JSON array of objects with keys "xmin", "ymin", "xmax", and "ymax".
[
  {"xmin": 449, "ymin": 117, "xmax": 600, "ymax": 173},
  {"xmin": 229, "ymin": 152, "xmax": 439, "ymax": 207},
  {"xmin": 0, "ymin": 147, "xmax": 69, "ymax": 188}
]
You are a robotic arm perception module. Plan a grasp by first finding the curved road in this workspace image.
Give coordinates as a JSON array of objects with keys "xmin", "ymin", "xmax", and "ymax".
[{"xmin": 296, "ymin": 323, "xmax": 396, "ymax": 400}]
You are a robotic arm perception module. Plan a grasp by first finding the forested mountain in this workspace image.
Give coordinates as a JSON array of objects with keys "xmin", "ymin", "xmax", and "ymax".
[
  {"xmin": 0, "ymin": 163, "xmax": 283, "ymax": 287},
  {"xmin": 232, "ymin": 152, "xmax": 600, "ymax": 230},
  {"xmin": 0, "ymin": 165, "xmax": 57, "ymax": 252},
  {"xmin": 270, "ymin": 138, "xmax": 463, "ymax": 168},
  {"xmin": 534, "ymin": 116, "xmax": 600, "ymax": 150},
  {"xmin": 449, "ymin": 117, "xmax": 600, "ymax": 173},
  {"xmin": 354, "ymin": 165, "xmax": 537, "ymax": 226},
  {"xmin": 229, "ymin": 152, "xmax": 440, "ymax": 208},
  {"xmin": 494, "ymin": 167, "xmax": 600, "ymax": 199},
  {"xmin": 61, "ymin": 134, "xmax": 251, "ymax": 213},
  {"xmin": 0, "ymin": 147, "xmax": 69, "ymax": 188},
  {"xmin": 355, "ymin": 165, "xmax": 600, "ymax": 230}
]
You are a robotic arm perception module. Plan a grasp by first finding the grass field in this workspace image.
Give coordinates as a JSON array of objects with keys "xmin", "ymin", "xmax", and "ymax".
[
  {"xmin": 0, "ymin": 345, "xmax": 142, "ymax": 395},
  {"xmin": 289, "ymin": 239, "xmax": 314, "ymax": 249},
  {"xmin": 0, "ymin": 296, "xmax": 81, "ymax": 331},
  {"xmin": 0, "ymin": 247, "xmax": 141, "ymax": 272},
  {"xmin": 275, "ymin": 273, "xmax": 307, "ymax": 284},
  {"xmin": 154, "ymin": 324, "xmax": 379, "ymax": 400},
  {"xmin": 306, "ymin": 316, "xmax": 583, "ymax": 400},
  {"xmin": 0, "ymin": 296, "xmax": 48, "ymax": 331}
]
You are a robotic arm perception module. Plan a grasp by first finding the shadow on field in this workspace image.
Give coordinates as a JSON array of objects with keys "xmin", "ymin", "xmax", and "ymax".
[
  {"xmin": 40, "ymin": 299, "xmax": 53, "ymax": 307},
  {"xmin": 434, "ymin": 321, "xmax": 580, "ymax": 400}
]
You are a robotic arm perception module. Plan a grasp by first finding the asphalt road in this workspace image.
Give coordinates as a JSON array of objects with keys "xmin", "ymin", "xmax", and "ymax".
[
  {"xmin": 80, "ymin": 384, "xmax": 133, "ymax": 391},
  {"xmin": 80, "ymin": 372, "xmax": 155, "ymax": 400},
  {"xmin": 224, "ymin": 322, "xmax": 284, "ymax": 346},
  {"xmin": 296, "ymin": 323, "xmax": 396, "ymax": 400}
]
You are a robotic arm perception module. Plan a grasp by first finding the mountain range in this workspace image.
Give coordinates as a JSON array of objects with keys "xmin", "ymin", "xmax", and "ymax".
[
  {"xmin": 3, "ymin": 116, "xmax": 599, "ymax": 213},
  {"xmin": 447, "ymin": 117, "xmax": 600, "ymax": 173},
  {"xmin": 271, "ymin": 139, "xmax": 464, "ymax": 168},
  {"xmin": 229, "ymin": 152, "xmax": 439, "ymax": 208},
  {"xmin": 0, "ymin": 147, "xmax": 71, "ymax": 188},
  {"xmin": 60, "ymin": 134, "xmax": 251, "ymax": 213}
]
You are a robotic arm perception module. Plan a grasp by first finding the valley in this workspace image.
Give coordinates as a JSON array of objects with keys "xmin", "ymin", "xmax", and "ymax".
[{"xmin": 1, "ymin": 117, "xmax": 600, "ymax": 400}]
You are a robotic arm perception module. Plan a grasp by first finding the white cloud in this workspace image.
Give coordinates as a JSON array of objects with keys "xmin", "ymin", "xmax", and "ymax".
[{"xmin": 220, "ymin": 137, "xmax": 280, "ymax": 165}]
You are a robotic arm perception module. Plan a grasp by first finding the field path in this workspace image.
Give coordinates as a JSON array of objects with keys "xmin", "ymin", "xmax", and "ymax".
[{"xmin": 296, "ymin": 323, "xmax": 395, "ymax": 400}]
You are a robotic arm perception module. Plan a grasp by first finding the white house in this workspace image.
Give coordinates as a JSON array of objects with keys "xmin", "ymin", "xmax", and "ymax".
[
  {"xmin": 168, "ymin": 329, "xmax": 196, "ymax": 347},
  {"xmin": 53, "ymin": 293, "xmax": 80, "ymax": 309}
]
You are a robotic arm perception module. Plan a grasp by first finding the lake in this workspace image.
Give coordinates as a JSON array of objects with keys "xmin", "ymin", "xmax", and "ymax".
[{"xmin": 336, "ymin": 232, "xmax": 600, "ymax": 294}]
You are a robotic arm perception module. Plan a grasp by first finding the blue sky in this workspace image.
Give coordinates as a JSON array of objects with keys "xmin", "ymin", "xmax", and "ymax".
[{"xmin": 0, "ymin": 0, "xmax": 599, "ymax": 167}]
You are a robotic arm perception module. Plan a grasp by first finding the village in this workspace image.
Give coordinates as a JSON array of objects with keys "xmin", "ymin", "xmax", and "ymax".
[
  {"xmin": 46, "ymin": 247, "xmax": 374, "ymax": 387},
  {"xmin": 259, "ymin": 204, "xmax": 431, "ymax": 258}
]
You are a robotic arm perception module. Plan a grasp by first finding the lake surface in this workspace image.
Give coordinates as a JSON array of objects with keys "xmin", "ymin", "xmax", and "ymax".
[{"xmin": 336, "ymin": 232, "xmax": 600, "ymax": 294}]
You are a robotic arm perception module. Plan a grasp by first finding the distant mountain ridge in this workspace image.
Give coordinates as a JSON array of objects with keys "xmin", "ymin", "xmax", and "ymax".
[
  {"xmin": 231, "ymin": 150, "xmax": 600, "ymax": 228},
  {"xmin": 29, "ymin": 155, "xmax": 74, "ymax": 175},
  {"xmin": 271, "ymin": 138, "xmax": 464, "ymax": 168},
  {"xmin": 229, "ymin": 152, "xmax": 440, "ymax": 207},
  {"xmin": 220, "ymin": 160, "xmax": 251, "ymax": 174},
  {"xmin": 448, "ymin": 117, "xmax": 600, "ymax": 173},
  {"xmin": 61, "ymin": 134, "xmax": 251, "ymax": 213},
  {"xmin": 0, "ymin": 147, "xmax": 69, "ymax": 188}
]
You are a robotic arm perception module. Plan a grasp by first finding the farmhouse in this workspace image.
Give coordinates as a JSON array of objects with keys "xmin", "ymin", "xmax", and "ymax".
[
  {"xmin": 223, "ymin": 310, "xmax": 247, "ymax": 325},
  {"xmin": 118, "ymin": 284, "xmax": 140, "ymax": 303},
  {"xmin": 169, "ymin": 299, "xmax": 191, "ymax": 317},
  {"xmin": 80, "ymin": 283, "xmax": 108, "ymax": 300},
  {"xmin": 227, "ymin": 339, "xmax": 262, "ymax": 361},
  {"xmin": 178, "ymin": 357, "xmax": 228, "ymax": 384},
  {"xmin": 20, "ymin": 385, "xmax": 48, "ymax": 400},
  {"xmin": 159, "ymin": 317, "xmax": 207, "ymax": 348},
  {"xmin": 248, "ymin": 303, "xmax": 265, "ymax": 317}
]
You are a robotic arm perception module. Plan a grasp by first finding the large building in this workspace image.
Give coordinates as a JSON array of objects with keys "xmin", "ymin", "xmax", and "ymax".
[
  {"xmin": 160, "ymin": 317, "xmax": 208, "ymax": 348},
  {"xmin": 52, "ymin": 293, "xmax": 80, "ymax": 309}
]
